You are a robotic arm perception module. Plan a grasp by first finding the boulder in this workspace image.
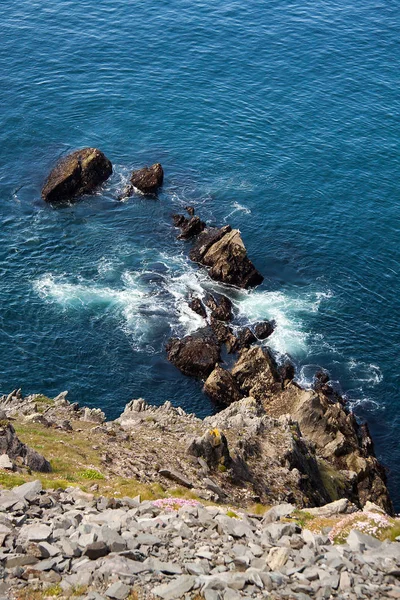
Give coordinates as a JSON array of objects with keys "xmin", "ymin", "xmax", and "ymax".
[
  {"xmin": 188, "ymin": 297, "xmax": 207, "ymax": 319},
  {"xmin": 188, "ymin": 428, "xmax": 231, "ymax": 470},
  {"xmin": 203, "ymin": 365, "xmax": 243, "ymax": 406},
  {"xmin": 253, "ymin": 320, "xmax": 275, "ymax": 340},
  {"xmin": 230, "ymin": 346, "xmax": 281, "ymax": 398},
  {"xmin": 176, "ymin": 216, "xmax": 206, "ymax": 240},
  {"xmin": 130, "ymin": 163, "xmax": 164, "ymax": 194},
  {"xmin": 204, "ymin": 293, "xmax": 233, "ymax": 322},
  {"xmin": 0, "ymin": 422, "xmax": 51, "ymax": 473},
  {"xmin": 191, "ymin": 227, "xmax": 263, "ymax": 289},
  {"xmin": 41, "ymin": 148, "xmax": 112, "ymax": 203},
  {"xmin": 229, "ymin": 327, "xmax": 257, "ymax": 353},
  {"xmin": 209, "ymin": 318, "xmax": 236, "ymax": 348},
  {"xmin": 166, "ymin": 328, "xmax": 220, "ymax": 378}
]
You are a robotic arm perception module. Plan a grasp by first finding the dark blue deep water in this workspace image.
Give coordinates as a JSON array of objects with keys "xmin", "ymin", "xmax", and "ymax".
[{"xmin": 1, "ymin": 0, "xmax": 399, "ymax": 506}]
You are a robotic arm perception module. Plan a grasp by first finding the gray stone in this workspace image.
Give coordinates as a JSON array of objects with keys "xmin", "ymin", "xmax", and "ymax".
[
  {"xmin": 105, "ymin": 581, "xmax": 131, "ymax": 600},
  {"xmin": 262, "ymin": 503, "xmax": 296, "ymax": 524},
  {"xmin": 144, "ymin": 556, "xmax": 182, "ymax": 574},
  {"xmin": 159, "ymin": 468, "xmax": 193, "ymax": 488},
  {"xmin": 216, "ymin": 515, "xmax": 253, "ymax": 539},
  {"xmin": 153, "ymin": 575, "xmax": 196, "ymax": 599},
  {"xmin": 0, "ymin": 490, "xmax": 21, "ymax": 510},
  {"xmin": 347, "ymin": 529, "xmax": 382, "ymax": 552},
  {"xmin": 5, "ymin": 554, "xmax": 39, "ymax": 568},
  {"xmin": 267, "ymin": 547, "xmax": 291, "ymax": 570},
  {"xmin": 13, "ymin": 480, "xmax": 42, "ymax": 501},
  {"xmin": 37, "ymin": 541, "xmax": 60, "ymax": 558},
  {"xmin": 0, "ymin": 454, "xmax": 14, "ymax": 470},
  {"xmin": 18, "ymin": 524, "xmax": 52, "ymax": 542},
  {"xmin": 263, "ymin": 522, "xmax": 297, "ymax": 542}
]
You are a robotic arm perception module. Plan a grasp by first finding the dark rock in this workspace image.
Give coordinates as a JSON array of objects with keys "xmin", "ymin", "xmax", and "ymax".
[
  {"xmin": 172, "ymin": 214, "xmax": 187, "ymax": 228},
  {"xmin": 177, "ymin": 216, "xmax": 206, "ymax": 240},
  {"xmin": 166, "ymin": 328, "xmax": 221, "ymax": 378},
  {"xmin": 203, "ymin": 365, "xmax": 243, "ymax": 406},
  {"xmin": 41, "ymin": 148, "xmax": 112, "ymax": 203},
  {"xmin": 253, "ymin": 320, "xmax": 276, "ymax": 340},
  {"xmin": 84, "ymin": 541, "xmax": 109, "ymax": 560},
  {"xmin": 130, "ymin": 163, "xmax": 164, "ymax": 194},
  {"xmin": 185, "ymin": 206, "xmax": 195, "ymax": 216},
  {"xmin": 229, "ymin": 327, "xmax": 257, "ymax": 353},
  {"xmin": 209, "ymin": 318, "xmax": 235, "ymax": 346},
  {"xmin": 0, "ymin": 422, "xmax": 51, "ymax": 473},
  {"xmin": 188, "ymin": 297, "xmax": 207, "ymax": 319},
  {"xmin": 280, "ymin": 361, "xmax": 295, "ymax": 388},
  {"xmin": 188, "ymin": 429, "xmax": 231, "ymax": 471},
  {"xmin": 189, "ymin": 226, "xmax": 232, "ymax": 263},
  {"xmin": 190, "ymin": 226, "xmax": 263, "ymax": 289},
  {"xmin": 158, "ymin": 468, "xmax": 193, "ymax": 488},
  {"xmin": 204, "ymin": 293, "xmax": 233, "ymax": 322}
]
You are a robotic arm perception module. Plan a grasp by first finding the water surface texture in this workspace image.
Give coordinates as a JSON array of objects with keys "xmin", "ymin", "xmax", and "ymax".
[{"xmin": 1, "ymin": 0, "xmax": 399, "ymax": 505}]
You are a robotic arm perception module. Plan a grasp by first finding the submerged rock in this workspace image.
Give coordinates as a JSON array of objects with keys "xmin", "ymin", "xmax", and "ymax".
[
  {"xmin": 41, "ymin": 147, "xmax": 112, "ymax": 203},
  {"xmin": 166, "ymin": 328, "xmax": 220, "ymax": 378},
  {"xmin": 130, "ymin": 163, "xmax": 164, "ymax": 194}
]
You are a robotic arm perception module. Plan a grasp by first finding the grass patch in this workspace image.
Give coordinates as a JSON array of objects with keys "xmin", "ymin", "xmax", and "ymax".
[
  {"xmin": 248, "ymin": 503, "xmax": 271, "ymax": 516},
  {"xmin": 77, "ymin": 469, "xmax": 105, "ymax": 480},
  {"xmin": 226, "ymin": 509, "xmax": 239, "ymax": 518}
]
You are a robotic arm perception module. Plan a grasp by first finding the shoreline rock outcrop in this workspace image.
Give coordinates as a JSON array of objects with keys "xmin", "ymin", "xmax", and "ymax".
[
  {"xmin": 129, "ymin": 163, "xmax": 164, "ymax": 195},
  {"xmin": 41, "ymin": 148, "xmax": 112, "ymax": 203}
]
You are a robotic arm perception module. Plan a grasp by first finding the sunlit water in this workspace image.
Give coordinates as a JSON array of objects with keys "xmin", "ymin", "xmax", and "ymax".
[{"xmin": 1, "ymin": 0, "xmax": 399, "ymax": 506}]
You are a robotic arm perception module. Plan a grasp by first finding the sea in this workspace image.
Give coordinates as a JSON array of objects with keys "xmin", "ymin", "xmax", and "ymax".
[{"xmin": 1, "ymin": 0, "xmax": 399, "ymax": 507}]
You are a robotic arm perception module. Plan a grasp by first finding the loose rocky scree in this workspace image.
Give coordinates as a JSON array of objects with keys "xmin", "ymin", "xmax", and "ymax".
[{"xmin": 1, "ymin": 481, "xmax": 400, "ymax": 600}]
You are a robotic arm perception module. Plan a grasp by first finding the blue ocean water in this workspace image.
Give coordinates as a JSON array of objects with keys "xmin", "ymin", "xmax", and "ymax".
[{"xmin": 1, "ymin": 0, "xmax": 399, "ymax": 505}]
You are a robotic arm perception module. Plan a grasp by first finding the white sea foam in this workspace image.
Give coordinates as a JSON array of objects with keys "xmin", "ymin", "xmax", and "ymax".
[{"xmin": 348, "ymin": 359, "xmax": 383, "ymax": 386}]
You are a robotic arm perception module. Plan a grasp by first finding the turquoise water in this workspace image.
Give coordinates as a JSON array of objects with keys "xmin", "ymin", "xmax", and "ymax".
[{"xmin": 1, "ymin": 0, "xmax": 399, "ymax": 505}]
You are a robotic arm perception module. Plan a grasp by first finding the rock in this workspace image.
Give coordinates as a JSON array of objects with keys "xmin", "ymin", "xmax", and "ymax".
[
  {"xmin": 193, "ymin": 228, "xmax": 263, "ymax": 289},
  {"xmin": 14, "ymin": 480, "xmax": 42, "ymax": 502},
  {"xmin": 229, "ymin": 327, "xmax": 257, "ymax": 352},
  {"xmin": 188, "ymin": 428, "xmax": 231, "ymax": 470},
  {"xmin": 262, "ymin": 504, "xmax": 296, "ymax": 524},
  {"xmin": 177, "ymin": 216, "xmax": 206, "ymax": 239},
  {"xmin": 347, "ymin": 529, "xmax": 382, "ymax": 552},
  {"xmin": 105, "ymin": 581, "xmax": 131, "ymax": 600},
  {"xmin": 153, "ymin": 575, "xmax": 196, "ymax": 599},
  {"xmin": 189, "ymin": 226, "xmax": 232, "ymax": 263},
  {"xmin": 18, "ymin": 524, "xmax": 52, "ymax": 543},
  {"xmin": 0, "ymin": 422, "xmax": 51, "ymax": 473},
  {"xmin": 204, "ymin": 293, "xmax": 233, "ymax": 322},
  {"xmin": 305, "ymin": 498, "xmax": 351, "ymax": 518},
  {"xmin": 209, "ymin": 319, "xmax": 235, "ymax": 347},
  {"xmin": 130, "ymin": 163, "xmax": 164, "ymax": 194},
  {"xmin": 215, "ymin": 515, "xmax": 253, "ymax": 539},
  {"xmin": 84, "ymin": 541, "xmax": 109, "ymax": 560},
  {"xmin": 188, "ymin": 297, "xmax": 207, "ymax": 319},
  {"xmin": 230, "ymin": 346, "xmax": 280, "ymax": 398},
  {"xmin": 266, "ymin": 547, "xmax": 291, "ymax": 570},
  {"xmin": 253, "ymin": 320, "xmax": 275, "ymax": 340},
  {"xmin": 42, "ymin": 148, "xmax": 112, "ymax": 203},
  {"xmin": 203, "ymin": 366, "xmax": 243, "ymax": 406},
  {"xmin": 158, "ymin": 468, "xmax": 193, "ymax": 488},
  {"xmin": 0, "ymin": 454, "xmax": 14, "ymax": 470},
  {"xmin": 144, "ymin": 557, "xmax": 182, "ymax": 575},
  {"xmin": 166, "ymin": 328, "xmax": 220, "ymax": 378}
]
